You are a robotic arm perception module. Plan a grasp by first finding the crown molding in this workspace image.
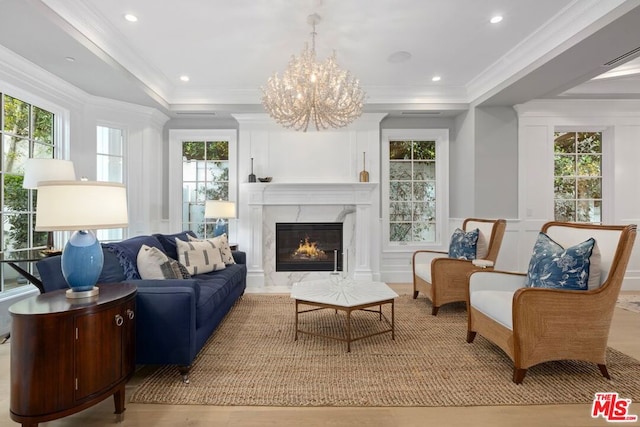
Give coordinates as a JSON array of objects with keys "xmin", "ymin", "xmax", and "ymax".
[
  {"xmin": 467, "ymin": 0, "xmax": 638, "ymax": 104},
  {"xmin": 41, "ymin": 0, "xmax": 173, "ymax": 102}
]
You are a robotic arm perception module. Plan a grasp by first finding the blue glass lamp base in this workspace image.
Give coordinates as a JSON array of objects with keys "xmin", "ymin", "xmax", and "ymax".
[
  {"xmin": 213, "ymin": 219, "xmax": 228, "ymax": 237},
  {"xmin": 61, "ymin": 230, "xmax": 104, "ymax": 297}
]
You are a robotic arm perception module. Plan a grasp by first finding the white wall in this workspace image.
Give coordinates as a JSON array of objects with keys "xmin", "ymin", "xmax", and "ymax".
[
  {"xmin": 514, "ymin": 100, "xmax": 640, "ymax": 289},
  {"xmin": 232, "ymin": 113, "xmax": 385, "ymax": 284}
]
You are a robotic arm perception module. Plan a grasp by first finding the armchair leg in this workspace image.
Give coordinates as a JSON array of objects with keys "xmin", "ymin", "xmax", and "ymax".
[
  {"xmin": 431, "ymin": 305, "xmax": 440, "ymax": 316},
  {"xmin": 598, "ymin": 364, "xmax": 611, "ymax": 380},
  {"xmin": 466, "ymin": 331, "xmax": 476, "ymax": 343},
  {"xmin": 413, "ymin": 290, "xmax": 419, "ymax": 299},
  {"xmin": 513, "ymin": 368, "xmax": 527, "ymax": 384}
]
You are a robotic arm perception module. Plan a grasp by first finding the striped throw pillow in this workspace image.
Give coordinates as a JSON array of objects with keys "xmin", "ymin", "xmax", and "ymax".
[{"xmin": 175, "ymin": 238, "xmax": 226, "ymax": 275}]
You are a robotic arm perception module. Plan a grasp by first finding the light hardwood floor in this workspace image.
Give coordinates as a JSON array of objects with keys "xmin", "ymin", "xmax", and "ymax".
[{"xmin": 1, "ymin": 284, "xmax": 639, "ymax": 427}]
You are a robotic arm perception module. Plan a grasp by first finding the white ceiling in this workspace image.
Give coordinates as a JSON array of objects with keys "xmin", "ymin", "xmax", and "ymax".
[{"xmin": 1, "ymin": 0, "xmax": 639, "ymax": 118}]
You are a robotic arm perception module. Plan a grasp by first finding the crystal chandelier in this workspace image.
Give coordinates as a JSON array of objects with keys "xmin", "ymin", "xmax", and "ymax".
[{"xmin": 261, "ymin": 13, "xmax": 365, "ymax": 132}]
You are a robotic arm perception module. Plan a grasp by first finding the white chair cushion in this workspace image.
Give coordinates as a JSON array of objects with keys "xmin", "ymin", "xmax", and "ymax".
[
  {"xmin": 414, "ymin": 263, "xmax": 432, "ymax": 283},
  {"xmin": 470, "ymin": 290, "xmax": 516, "ymax": 330}
]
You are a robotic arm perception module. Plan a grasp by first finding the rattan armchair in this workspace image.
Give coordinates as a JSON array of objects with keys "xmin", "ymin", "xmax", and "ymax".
[
  {"xmin": 467, "ymin": 221, "xmax": 637, "ymax": 384},
  {"xmin": 412, "ymin": 218, "xmax": 506, "ymax": 315}
]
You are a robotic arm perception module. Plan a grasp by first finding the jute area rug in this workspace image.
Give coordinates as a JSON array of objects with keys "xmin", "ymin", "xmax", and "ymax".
[{"xmin": 130, "ymin": 294, "xmax": 640, "ymax": 407}]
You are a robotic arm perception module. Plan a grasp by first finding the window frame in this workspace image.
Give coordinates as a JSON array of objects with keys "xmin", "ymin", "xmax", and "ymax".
[
  {"xmin": 96, "ymin": 123, "xmax": 127, "ymax": 242},
  {"xmin": 553, "ymin": 126, "xmax": 613, "ymax": 223},
  {"xmin": 0, "ymin": 87, "xmax": 70, "ymax": 292},
  {"xmin": 381, "ymin": 128, "xmax": 449, "ymax": 253},
  {"xmin": 168, "ymin": 129, "xmax": 238, "ymax": 234}
]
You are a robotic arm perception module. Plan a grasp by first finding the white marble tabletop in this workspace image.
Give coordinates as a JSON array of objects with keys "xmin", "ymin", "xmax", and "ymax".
[{"xmin": 290, "ymin": 278, "xmax": 398, "ymax": 307}]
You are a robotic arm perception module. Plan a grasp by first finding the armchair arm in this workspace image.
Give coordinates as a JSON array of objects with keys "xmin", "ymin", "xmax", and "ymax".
[
  {"xmin": 511, "ymin": 287, "xmax": 615, "ymax": 368},
  {"xmin": 469, "ymin": 270, "xmax": 527, "ymax": 293},
  {"xmin": 412, "ymin": 249, "xmax": 448, "ymax": 266}
]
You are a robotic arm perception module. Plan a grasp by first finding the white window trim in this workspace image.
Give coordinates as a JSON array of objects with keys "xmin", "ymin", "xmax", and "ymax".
[
  {"xmin": 552, "ymin": 125, "xmax": 613, "ymax": 223},
  {"xmin": 381, "ymin": 128, "xmax": 449, "ymax": 253},
  {"xmin": 168, "ymin": 129, "xmax": 238, "ymax": 232}
]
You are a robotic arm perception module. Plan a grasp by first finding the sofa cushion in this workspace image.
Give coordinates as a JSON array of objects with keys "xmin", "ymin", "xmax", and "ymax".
[
  {"xmin": 188, "ymin": 233, "xmax": 236, "ymax": 265},
  {"xmin": 98, "ymin": 248, "xmax": 126, "ymax": 283},
  {"xmin": 176, "ymin": 238, "xmax": 226, "ymax": 275},
  {"xmin": 153, "ymin": 231, "xmax": 198, "ymax": 261},
  {"xmin": 192, "ymin": 264, "xmax": 246, "ymax": 328},
  {"xmin": 137, "ymin": 244, "xmax": 191, "ymax": 280},
  {"xmin": 103, "ymin": 235, "xmax": 166, "ymax": 280},
  {"xmin": 448, "ymin": 228, "xmax": 479, "ymax": 260},
  {"xmin": 525, "ymin": 232, "xmax": 599, "ymax": 290}
]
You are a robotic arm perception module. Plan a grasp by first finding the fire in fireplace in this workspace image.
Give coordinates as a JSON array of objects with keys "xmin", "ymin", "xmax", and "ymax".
[{"xmin": 276, "ymin": 222, "xmax": 343, "ymax": 272}]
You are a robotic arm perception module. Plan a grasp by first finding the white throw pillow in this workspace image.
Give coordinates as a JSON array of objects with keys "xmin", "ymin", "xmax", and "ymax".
[
  {"xmin": 187, "ymin": 233, "xmax": 236, "ymax": 265},
  {"xmin": 475, "ymin": 229, "xmax": 489, "ymax": 259},
  {"xmin": 587, "ymin": 241, "xmax": 602, "ymax": 290},
  {"xmin": 137, "ymin": 244, "xmax": 188, "ymax": 280},
  {"xmin": 176, "ymin": 238, "xmax": 226, "ymax": 275}
]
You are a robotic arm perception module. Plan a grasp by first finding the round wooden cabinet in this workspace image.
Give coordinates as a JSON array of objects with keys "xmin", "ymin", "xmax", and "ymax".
[{"xmin": 9, "ymin": 283, "xmax": 136, "ymax": 427}]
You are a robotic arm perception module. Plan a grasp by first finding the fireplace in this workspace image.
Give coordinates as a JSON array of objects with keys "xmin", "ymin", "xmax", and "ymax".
[{"xmin": 276, "ymin": 222, "xmax": 343, "ymax": 272}]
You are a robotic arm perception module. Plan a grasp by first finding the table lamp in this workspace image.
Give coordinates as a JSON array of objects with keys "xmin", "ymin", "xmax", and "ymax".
[
  {"xmin": 22, "ymin": 158, "xmax": 76, "ymax": 249},
  {"xmin": 204, "ymin": 200, "xmax": 236, "ymax": 238},
  {"xmin": 35, "ymin": 181, "xmax": 128, "ymax": 298}
]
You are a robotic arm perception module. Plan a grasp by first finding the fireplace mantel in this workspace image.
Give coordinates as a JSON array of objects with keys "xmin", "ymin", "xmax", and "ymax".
[
  {"xmin": 240, "ymin": 182, "xmax": 378, "ymax": 289},
  {"xmin": 245, "ymin": 182, "xmax": 378, "ymax": 206}
]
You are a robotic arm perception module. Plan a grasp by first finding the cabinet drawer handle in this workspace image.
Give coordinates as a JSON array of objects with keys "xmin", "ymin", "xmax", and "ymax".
[
  {"xmin": 126, "ymin": 309, "xmax": 135, "ymax": 320},
  {"xmin": 115, "ymin": 314, "xmax": 124, "ymax": 327}
]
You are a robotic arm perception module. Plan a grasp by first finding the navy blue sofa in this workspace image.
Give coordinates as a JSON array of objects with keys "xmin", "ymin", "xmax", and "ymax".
[{"xmin": 36, "ymin": 231, "xmax": 247, "ymax": 382}]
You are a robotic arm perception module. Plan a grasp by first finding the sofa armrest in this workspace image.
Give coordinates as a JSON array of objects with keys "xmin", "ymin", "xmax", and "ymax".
[
  {"xmin": 232, "ymin": 250, "xmax": 246, "ymax": 264},
  {"xmin": 128, "ymin": 281, "xmax": 198, "ymax": 366}
]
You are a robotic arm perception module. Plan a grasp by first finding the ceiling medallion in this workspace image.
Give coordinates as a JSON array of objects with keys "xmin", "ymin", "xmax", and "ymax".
[{"xmin": 261, "ymin": 13, "xmax": 365, "ymax": 132}]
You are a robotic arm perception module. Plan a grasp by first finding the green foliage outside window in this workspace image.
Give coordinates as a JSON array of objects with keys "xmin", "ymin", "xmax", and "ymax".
[
  {"xmin": 388, "ymin": 140, "xmax": 436, "ymax": 243},
  {"xmin": 182, "ymin": 141, "xmax": 230, "ymax": 237},
  {"xmin": 1, "ymin": 94, "xmax": 54, "ymax": 252},
  {"xmin": 553, "ymin": 132, "xmax": 602, "ymax": 223}
]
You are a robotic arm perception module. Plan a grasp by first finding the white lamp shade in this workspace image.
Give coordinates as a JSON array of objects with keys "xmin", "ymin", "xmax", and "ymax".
[
  {"xmin": 22, "ymin": 159, "xmax": 76, "ymax": 189},
  {"xmin": 35, "ymin": 181, "xmax": 128, "ymax": 231},
  {"xmin": 204, "ymin": 200, "xmax": 236, "ymax": 219}
]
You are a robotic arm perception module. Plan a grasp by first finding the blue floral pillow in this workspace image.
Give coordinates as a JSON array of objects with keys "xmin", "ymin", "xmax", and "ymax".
[
  {"xmin": 448, "ymin": 228, "xmax": 479, "ymax": 260},
  {"xmin": 525, "ymin": 232, "xmax": 596, "ymax": 290}
]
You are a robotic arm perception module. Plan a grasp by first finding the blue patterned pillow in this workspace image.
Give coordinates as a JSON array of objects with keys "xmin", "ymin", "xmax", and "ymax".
[
  {"xmin": 448, "ymin": 228, "xmax": 479, "ymax": 260},
  {"xmin": 525, "ymin": 232, "xmax": 595, "ymax": 290}
]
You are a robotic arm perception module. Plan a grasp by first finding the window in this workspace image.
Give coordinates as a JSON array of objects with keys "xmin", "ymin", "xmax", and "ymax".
[
  {"xmin": 382, "ymin": 129, "xmax": 449, "ymax": 250},
  {"xmin": 1, "ymin": 93, "xmax": 57, "ymax": 291},
  {"xmin": 553, "ymin": 131, "xmax": 602, "ymax": 223},
  {"xmin": 96, "ymin": 125, "xmax": 125, "ymax": 242},
  {"xmin": 182, "ymin": 140, "xmax": 231, "ymax": 237}
]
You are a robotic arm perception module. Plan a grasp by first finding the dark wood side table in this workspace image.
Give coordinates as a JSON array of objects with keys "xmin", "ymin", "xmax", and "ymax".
[{"xmin": 9, "ymin": 283, "xmax": 136, "ymax": 427}]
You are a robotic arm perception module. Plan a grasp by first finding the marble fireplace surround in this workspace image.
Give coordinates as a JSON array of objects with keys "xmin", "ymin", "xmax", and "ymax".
[{"xmin": 243, "ymin": 182, "xmax": 377, "ymax": 290}]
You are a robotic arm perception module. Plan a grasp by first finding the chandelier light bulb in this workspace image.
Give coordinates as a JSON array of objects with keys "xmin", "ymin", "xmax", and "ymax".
[{"xmin": 261, "ymin": 13, "xmax": 365, "ymax": 132}]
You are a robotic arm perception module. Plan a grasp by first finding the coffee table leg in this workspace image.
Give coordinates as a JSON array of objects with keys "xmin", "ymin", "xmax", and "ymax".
[
  {"xmin": 295, "ymin": 300, "xmax": 299, "ymax": 341},
  {"xmin": 346, "ymin": 309, "xmax": 351, "ymax": 352},
  {"xmin": 391, "ymin": 300, "xmax": 395, "ymax": 340}
]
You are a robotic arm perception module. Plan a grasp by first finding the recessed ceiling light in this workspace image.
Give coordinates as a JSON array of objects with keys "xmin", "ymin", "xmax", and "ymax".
[
  {"xmin": 65, "ymin": 56, "xmax": 75, "ymax": 62},
  {"xmin": 490, "ymin": 15, "xmax": 503, "ymax": 24},
  {"xmin": 432, "ymin": 76, "xmax": 441, "ymax": 82},
  {"xmin": 124, "ymin": 14, "xmax": 138, "ymax": 22},
  {"xmin": 180, "ymin": 75, "xmax": 190, "ymax": 82},
  {"xmin": 387, "ymin": 51, "xmax": 412, "ymax": 63}
]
